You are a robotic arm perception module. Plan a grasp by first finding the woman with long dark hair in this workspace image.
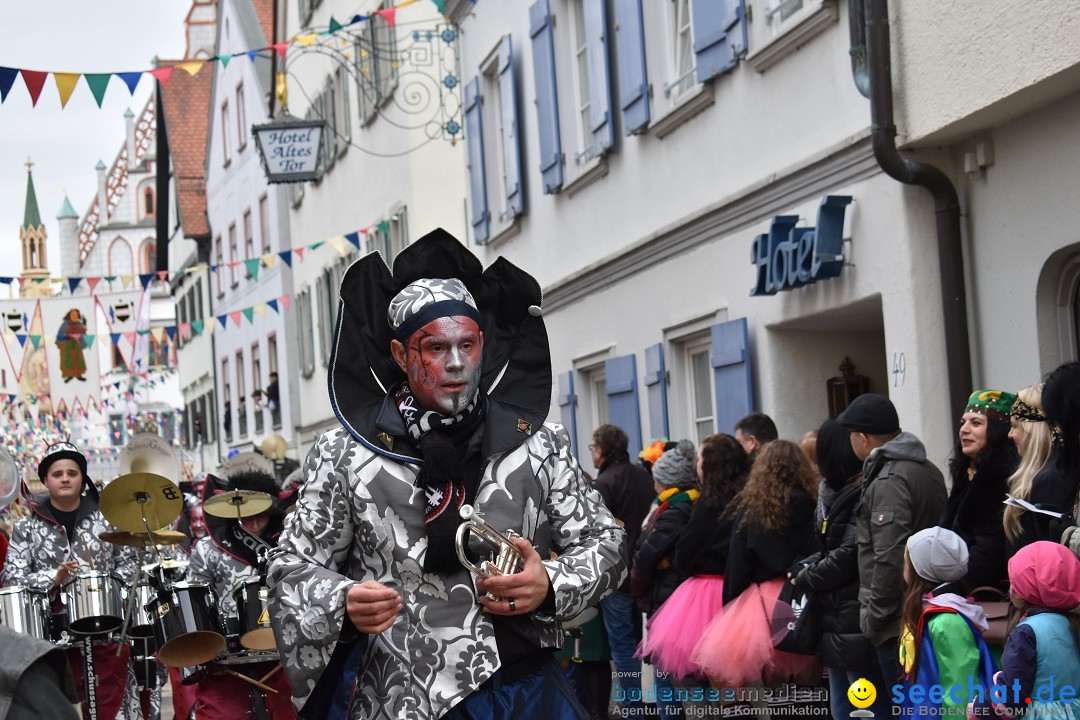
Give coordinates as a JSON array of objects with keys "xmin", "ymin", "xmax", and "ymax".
[
  {"xmin": 1029, "ymin": 362, "xmax": 1080, "ymax": 543},
  {"xmin": 940, "ymin": 390, "xmax": 1019, "ymax": 592}
]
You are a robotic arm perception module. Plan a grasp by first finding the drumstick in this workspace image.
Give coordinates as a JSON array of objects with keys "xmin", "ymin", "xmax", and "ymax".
[
  {"xmin": 259, "ymin": 664, "xmax": 282, "ymax": 684},
  {"xmin": 220, "ymin": 668, "xmax": 279, "ymax": 694}
]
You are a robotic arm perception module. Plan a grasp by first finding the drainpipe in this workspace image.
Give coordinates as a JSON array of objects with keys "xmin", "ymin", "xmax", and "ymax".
[
  {"xmin": 865, "ymin": 0, "xmax": 972, "ymax": 426},
  {"xmin": 848, "ymin": 0, "xmax": 869, "ymax": 98}
]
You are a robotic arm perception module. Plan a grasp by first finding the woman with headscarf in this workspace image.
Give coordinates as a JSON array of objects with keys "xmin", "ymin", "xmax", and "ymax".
[{"xmin": 1004, "ymin": 384, "xmax": 1054, "ymax": 552}]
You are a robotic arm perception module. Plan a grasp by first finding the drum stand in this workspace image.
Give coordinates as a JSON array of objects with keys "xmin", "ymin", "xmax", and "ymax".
[{"xmin": 115, "ymin": 511, "xmax": 167, "ymax": 657}]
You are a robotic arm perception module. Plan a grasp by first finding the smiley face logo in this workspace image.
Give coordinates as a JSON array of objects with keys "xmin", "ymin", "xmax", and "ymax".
[{"xmin": 848, "ymin": 678, "xmax": 877, "ymax": 710}]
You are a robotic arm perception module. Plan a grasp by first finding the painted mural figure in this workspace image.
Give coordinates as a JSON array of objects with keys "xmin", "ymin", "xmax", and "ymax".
[{"xmin": 55, "ymin": 309, "xmax": 87, "ymax": 382}]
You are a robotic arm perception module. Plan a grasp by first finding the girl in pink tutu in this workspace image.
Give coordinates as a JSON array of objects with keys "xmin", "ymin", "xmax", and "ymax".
[
  {"xmin": 639, "ymin": 434, "xmax": 748, "ymax": 683},
  {"xmin": 690, "ymin": 440, "xmax": 819, "ymax": 688}
]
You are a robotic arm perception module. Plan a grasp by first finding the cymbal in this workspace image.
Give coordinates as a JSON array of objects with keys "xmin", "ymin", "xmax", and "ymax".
[
  {"xmin": 142, "ymin": 558, "xmax": 190, "ymax": 571},
  {"xmin": 203, "ymin": 490, "xmax": 273, "ymax": 519},
  {"xmin": 99, "ymin": 529, "xmax": 188, "ymax": 547},
  {"xmin": 99, "ymin": 472, "xmax": 184, "ymax": 533}
]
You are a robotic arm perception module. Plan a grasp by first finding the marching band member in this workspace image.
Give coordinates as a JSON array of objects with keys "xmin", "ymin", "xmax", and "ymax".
[
  {"xmin": 267, "ymin": 229, "xmax": 626, "ymax": 719},
  {"xmin": 1, "ymin": 441, "xmax": 140, "ymax": 720},
  {"xmin": 186, "ymin": 470, "xmax": 295, "ymax": 719}
]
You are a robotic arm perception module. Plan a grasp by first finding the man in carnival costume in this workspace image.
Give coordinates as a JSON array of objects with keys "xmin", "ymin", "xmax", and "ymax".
[
  {"xmin": 267, "ymin": 229, "xmax": 626, "ymax": 719},
  {"xmin": 2, "ymin": 441, "xmax": 145, "ymax": 720}
]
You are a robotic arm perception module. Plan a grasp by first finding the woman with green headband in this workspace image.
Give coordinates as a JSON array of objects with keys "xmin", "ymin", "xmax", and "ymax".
[{"xmin": 940, "ymin": 390, "xmax": 1020, "ymax": 592}]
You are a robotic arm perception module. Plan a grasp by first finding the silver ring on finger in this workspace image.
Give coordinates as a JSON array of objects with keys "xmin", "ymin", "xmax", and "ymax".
[{"xmin": 508, "ymin": 597, "xmax": 516, "ymax": 612}]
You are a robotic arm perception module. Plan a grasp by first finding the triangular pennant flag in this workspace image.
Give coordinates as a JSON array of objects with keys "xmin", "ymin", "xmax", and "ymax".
[
  {"xmin": 85, "ymin": 334, "xmax": 95, "ymax": 349},
  {"xmin": 247, "ymin": 50, "xmax": 259, "ymax": 62},
  {"xmin": 150, "ymin": 327, "xmax": 165, "ymax": 343},
  {"xmin": 15, "ymin": 334, "xmax": 26, "ymax": 348},
  {"xmin": 177, "ymin": 61, "xmax": 206, "ymax": 77},
  {"xmin": 148, "ymin": 67, "xmax": 174, "ymax": 86},
  {"xmin": 267, "ymin": 299, "xmax": 279, "ymax": 314},
  {"xmin": 110, "ymin": 333, "xmax": 121, "ymax": 346},
  {"xmin": 29, "ymin": 335, "xmax": 41, "ymax": 350},
  {"xmin": 376, "ymin": 7, "xmax": 397, "ymax": 26},
  {"xmin": 242, "ymin": 307, "xmax": 254, "ymax": 323},
  {"xmin": 272, "ymin": 43, "xmax": 289, "ymax": 58},
  {"xmin": 219, "ymin": 53, "xmax": 233, "ymax": 68},
  {"xmin": 87, "ymin": 277, "xmax": 102, "ymax": 293},
  {"xmin": 377, "ymin": 220, "xmax": 391, "ymax": 238},
  {"xmin": 54, "ymin": 73, "xmax": 80, "ymax": 109},
  {"xmin": 430, "ymin": 0, "xmax": 446, "ymax": 13},
  {"xmin": 254, "ymin": 303, "xmax": 267, "ymax": 317},
  {"xmin": 0, "ymin": 67, "xmax": 18, "ymax": 102},
  {"xmin": 350, "ymin": 14, "xmax": 368, "ymax": 25},
  {"xmin": 136, "ymin": 328, "xmax": 150, "ymax": 336},
  {"xmin": 297, "ymin": 34, "xmax": 318, "ymax": 47},
  {"xmin": 309, "ymin": 241, "xmax": 324, "ymax": 251},
  {"xmin": 229, "ymin": 311, "xmax": 242, "ymax": 327},
  {"xmin": 191, "ymin": 319, "xmax": 204, "ymax": 336},
  {"xmin": 84, "ymin": 73, "xmax": 111, "ymax": 107},
  {"xmin": 67, "ymin": 277, "xmax": 82, "ymax": 293},
  {"xmin": 139, "ymin": 273, "xmax": 154, "ymax": 290},
  {"xmin": 217, "ymin": 315, "xmax": 228, "ymax": 330},
  {"xmin": 124, "ymin": 331, "xmax": 137, "ymax": 345},
  {"xmin": 21, "ymin": 70, "xmax": 48, "ymax": 107},
  {"xmin": 293, "ymin": 248, "xmax": 304, "ymax": 263},
  {"xmin": 345, "ymin": 231, "xmax": 361, "ymax": 249},
  {"xmin": 243, "ymin": 258, "xmax": 260, "ymax": 280},
  {"xmin": 117, "ymin": 72, "xmax": 142, "ymax": 94},
  {"xmin": 205, "ymin": 320, "xmax": 215, "ymax": 336},
  {"xmin": 277, "ymin": 250, "xmax": 293, "ymax": 267},
  {"xmin": 121, "ymin": 275, "xmax": 134, "ymax": 288},
  {"xmin": 156, "ymin": 271, "xmax": 167, "ymax": 282},
  {"xmin": 104, "ymin": 275, "xmax": 117, "ymax": 283},
  {"xmin": 329, "ymin": 16, "xmax": 343, "ymax": 32},
  {"xmin": 327, "ymin": 235, "xmax": 346, "ymax": 256},
  {"xmin": 262, "ymin": 253, "xmax": 276, "ymax": 270},
  {"xmin": 279, "ymin": 294, "xmax": 291, "ymax": 311},
  {"xmin": 179, "ymin": 322, "xmax": 191, "ymax": 340}
]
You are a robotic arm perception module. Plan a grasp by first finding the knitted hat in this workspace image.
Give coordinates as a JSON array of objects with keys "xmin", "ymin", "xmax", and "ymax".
[
  {"xmin": 965, "ymin": 390, "xmax": 1017, "ymax": 422},
  {"xmin": 834, "ymin": 394, "xmax": 900, "ymax": 435},
  {"xmin": 652, "ymin": 439, "xmax": 696, "ymax": 488},
  {"xmin": 907, "ymin": 526, "xmax": 969, "ymax": 583},
  {"xmin": 387, "ymin": 277, "xmax": 480, "ymax": 342},
  {"xmin": 1009, "ymin": 541, "xmax": 1080, "ymax": 611},
  {"xmin": 38, "ymin": 441, "xmax": 88, "ymax": 482}
]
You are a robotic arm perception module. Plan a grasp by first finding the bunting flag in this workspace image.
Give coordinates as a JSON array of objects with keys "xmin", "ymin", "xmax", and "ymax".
[
  {"xmin": 53, "ymin": 72, "xmax": 80, "ymax": 108},
  {"xmin": 85, "ymin": 73, "xmax": 111, "ymax": 107},
  {"xmin": 0, "ymin": 67, "xmax": 18, "ymax": 101},
  {"xmin": 377, "ymin": 7, "xmax": 397, "ymax": 26},
  {"xmin": 21, "ymin": 70, "xmax": 48, "ymax": 106},
  {"xmin": 219, "ymin": 53, "xmax": 233, "ymax": 68},
  {"xmin": 117, "ymin": 72, "xmax": 142, "ymax": 94},
  {"xmin": 177, "ymin": 61, "xmax": 206, "ymax": 77},
  {"xmin": 147, "ymin": 67, "xmax": 174, "ymax": 86}
]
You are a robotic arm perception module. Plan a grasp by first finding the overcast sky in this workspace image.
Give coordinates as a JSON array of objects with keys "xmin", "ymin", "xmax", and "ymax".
[{"xmin": 0, "ymin": 1, "xmax": 191, "ymax": 285}]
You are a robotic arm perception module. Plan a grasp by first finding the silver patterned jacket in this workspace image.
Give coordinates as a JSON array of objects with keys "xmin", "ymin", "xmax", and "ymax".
[
  {"xmin": 267, "ymin": 422, "xmax": 626, "ymax": 719},
  {"xmin": 186, "ymin": 535, "xmax": 258, "ymax": 619},
  {"xmin": 2, "ymin": 494, "xmax": 136, "ymax": 592}
]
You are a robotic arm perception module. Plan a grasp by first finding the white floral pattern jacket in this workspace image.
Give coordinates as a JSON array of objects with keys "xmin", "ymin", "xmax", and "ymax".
[
  {"xmin": 186, "ymin": 535, "xmax": 258, "ymax": 621},
  {"xmin": 267, "ymin": 423, "xmax": 626, "ymax": 719}
]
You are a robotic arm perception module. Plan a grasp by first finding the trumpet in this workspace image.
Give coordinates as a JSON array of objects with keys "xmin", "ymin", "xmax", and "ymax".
[{"xmin": 455, "ymin": 504, "xmax": 525, "ymax": 599}]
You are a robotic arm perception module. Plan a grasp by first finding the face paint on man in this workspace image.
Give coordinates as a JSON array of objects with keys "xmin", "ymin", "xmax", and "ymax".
[{"xmin": 392, "ymin": 315, "xmax": 483, "ymax": 415}]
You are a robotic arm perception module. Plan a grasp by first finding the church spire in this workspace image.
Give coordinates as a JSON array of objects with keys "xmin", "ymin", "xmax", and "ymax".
[{"xmin": 22, "ymin": 157, "xmax": 42, "ymax": 230}]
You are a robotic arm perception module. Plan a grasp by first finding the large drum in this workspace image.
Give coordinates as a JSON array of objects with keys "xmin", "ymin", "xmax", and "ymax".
[
  {"xmin": 233, "ymin": 578, "xmax": 275, "ymax": 651},
  {"xmin": 64, "ymin": 571, "xmax": 125, "ymax": 635},
  {"xmin": 127, "ymin": 582, "xmax": 158, "ymax": 637},
  {"xmin": 0, "ymin": 586, "xmax": 49, "ymax": 640},
  {"xmin": 148, "ymin": 581, "xmax": 225, "ymax": 668}
]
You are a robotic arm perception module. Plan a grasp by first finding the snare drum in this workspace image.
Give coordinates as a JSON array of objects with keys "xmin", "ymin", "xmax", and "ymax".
[
  {"xmin": 148, "ymin": 581, "xmax": 225, "ymax": 668},
  {"xmin": 0, "ymin": 586, "xmax": 49, "ymax": 640},
  {"xmin": 127, "ymin": 582, "xmax": 157, "ymax": 637},
  {"xmin": 233, "ymin": 578, "xmax": 275, "ymax": 651},
  {"xmin": 64, "ymin": 571, "xmax": 125, "ymax": 635}
]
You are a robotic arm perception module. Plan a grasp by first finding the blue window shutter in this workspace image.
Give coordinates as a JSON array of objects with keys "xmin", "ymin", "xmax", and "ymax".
[
  {"xmin": 614, "ymin": 0, "xmax": 649, "ymax": 135},
  {"xmin": 464, "ymin": 76, "xmax": 489, "ymax": 243},
  {"xmin": 691, "ymin": 0, "xmax": 747, "ymax": 83},
  {"xmin": 711, "ymin": 318, "xmax": 754, "ymax": 435},
  {"xmin": 498, "ymin": 36, "xmax": 524, "ymax": 220},
  {"xmin": 644, "ymin": 343, "xmax": 669, "ymax": 441},
  {"xmin": 557, "ymin": 370, "xmax": 578, "ymax": 455},
  {"xmin": 606, "ymin": 354, "xmax": 643, "ymax": 461},
  {"xmin": 529, "ymin": 0, "xmax": 563, "ymax": 194},
  {"xmin": 583, "ymin": 0, "xmax": 613, "ymax": 156}
]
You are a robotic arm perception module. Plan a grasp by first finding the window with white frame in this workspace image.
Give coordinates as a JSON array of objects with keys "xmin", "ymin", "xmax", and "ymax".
[
  {"xmin": 236, "ymin": 81, "xmax": 247, "ymax": 150},
  {"xmin": 354, "ymin": 4, "xmax": 398, "ymax": 125},
  {"xmin": 221, "ymin": 100, "xmax": 231, "ymax": 165},
  {"xmin": 669, "ymin": 0, "xmax": 696, "ymax": 99},
  {"xmin": 297, "ymin": 288, "xmax": 315, "ymax": 377},
  {"xmin": 684, "ymin": 337, "xmax": 715, "ymax": 444},
  {"xmin": 258, "ymin": 194, "xmax": 270, "ymax": 255},
  {"xmin": 333, "ymin": 66, "xmax": 351, "ymax": 155},
  {"xmin": 214, "ymin": 236, "xmax": 224, "ymax": 297},
  {"xmin": 590, "ymin": 369, "xmax": 609, "ymax": 429},
  {"xmin": 243, "ymin": 208, "xmax": 253, "ymax": 277},
  {"xmin": 390, "ymin": 208, "xmax": 409, "ymax": 256},
  {"xmin": 228, "ymin": 223, "xmax": 238, "ymax": 287},
  {"xmin": 569, "ymin": 0, "xmax": 594, "ymax": 166}
]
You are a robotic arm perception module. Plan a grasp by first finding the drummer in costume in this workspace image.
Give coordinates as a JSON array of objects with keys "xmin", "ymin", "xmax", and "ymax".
[
  {"xmin": 1, "ymin": 441, "xmax": 141, "ymax": 720},
  {"xmin": 267, "ymin": 229, "xmax": 627, "ymax": 719},
  {"xmin": 186, "ymin": 470, "xmax": 295, "ymax": 719}
]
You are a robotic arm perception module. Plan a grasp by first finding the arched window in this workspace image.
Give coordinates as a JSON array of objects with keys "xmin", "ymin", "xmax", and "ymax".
[
  {"xmin": 108, "ymin": 237, "xmax": 132, "ymax": 276},
  {"xmin": 144, "ymin": 186, "xmax": 155, "ymax": 218},
  {"xmin": 140, "ymin": 239, "xmax": 156, "ymax": 274}
]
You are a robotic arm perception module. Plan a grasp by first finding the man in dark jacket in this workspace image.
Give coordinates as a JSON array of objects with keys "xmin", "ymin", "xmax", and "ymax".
[
  {"xmin": 590, "ymin": 424, "xmax": 655, "ymax": 707},
  {"xmin": 0, "ymin": 625, "xmax": 79, "ymax": 719},
  {"xmin": 837, "ymin": 394, "xmax": 947, "ymax": 689}
]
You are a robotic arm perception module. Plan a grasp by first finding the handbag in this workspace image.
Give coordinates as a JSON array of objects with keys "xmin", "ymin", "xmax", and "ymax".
[
  {"xmin": 969, "ymin": 586, "xmax": 1009, "ymax": 646},
  {"xmin": 772, "ymin": 579, "xmax": 821, "ymax": 655}
]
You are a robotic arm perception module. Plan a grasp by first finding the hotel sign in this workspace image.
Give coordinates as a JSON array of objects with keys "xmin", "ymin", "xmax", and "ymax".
[{"xmin": 750, "ymin": 195, "xmax": 853, "ymax": 296}]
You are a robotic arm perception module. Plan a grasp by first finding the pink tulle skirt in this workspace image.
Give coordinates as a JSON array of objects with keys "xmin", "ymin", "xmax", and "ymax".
[
  {"xmin": 690, "ymin": 577, "xmax": 818, "ymax": 687},
  {"xmin": 636, "ymin": 574, "xmax": 725, "ymax": 680}
]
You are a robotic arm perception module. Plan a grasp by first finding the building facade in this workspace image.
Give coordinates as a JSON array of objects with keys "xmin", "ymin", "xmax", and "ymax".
[{"xmin": 453, "ymin": 0, "xmax": 956, "ymax": 470}]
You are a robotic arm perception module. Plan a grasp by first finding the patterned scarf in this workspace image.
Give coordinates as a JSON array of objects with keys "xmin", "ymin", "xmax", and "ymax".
[
  {"xmin": 394, "ymin": 382, "xmax": 482, "ymax": 573},
  {"xmin": 1012, "ymin": 398, "xmax": 1064, "ymax": 446}
]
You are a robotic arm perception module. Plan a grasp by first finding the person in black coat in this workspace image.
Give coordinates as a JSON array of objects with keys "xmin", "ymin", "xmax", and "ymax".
[
  {"xmin": 1029, "ymin": 363, "xmax": 1080, "ymax": 546},
  {"xmin": 793, "ymin": 419, "xmax": 887, "ymax": 720},
  {"xmin": 941, "ymin": 390, "xmax": 1019, "ymax": 592}
]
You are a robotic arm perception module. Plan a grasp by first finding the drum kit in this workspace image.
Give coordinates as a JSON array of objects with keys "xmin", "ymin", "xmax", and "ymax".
[{"xmin": 0, "ymin": 435, "xmax": 284, "ymax": 717}]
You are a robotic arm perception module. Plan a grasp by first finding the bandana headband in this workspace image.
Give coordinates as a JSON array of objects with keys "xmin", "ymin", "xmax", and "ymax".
[{"xmin": 1011, "ymin": 397, "xmax": 1064, "ymax": 446}]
